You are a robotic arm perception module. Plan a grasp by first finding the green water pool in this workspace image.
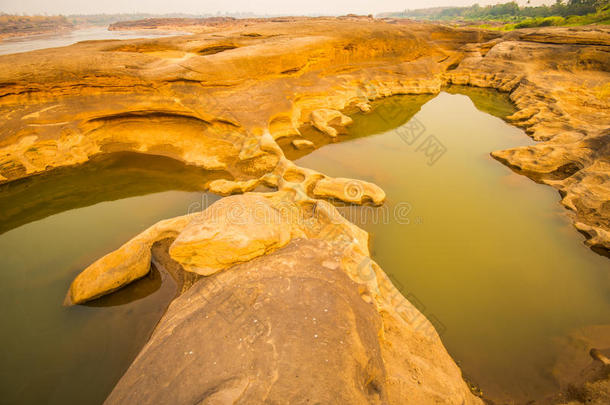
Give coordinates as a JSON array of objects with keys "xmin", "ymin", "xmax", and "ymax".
[
  {"xmin": 295, "ymin": 89, "xmax": 610, "ymax": 402},
  {"xmin": 0, "ymin": 88, "xmax": 607, "ymax": 404}
]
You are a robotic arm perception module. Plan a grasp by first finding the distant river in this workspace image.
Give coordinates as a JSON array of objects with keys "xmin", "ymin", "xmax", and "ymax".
[{"xmin": 0, "ymin": 27, "xmax": 190, "ymax": 55}]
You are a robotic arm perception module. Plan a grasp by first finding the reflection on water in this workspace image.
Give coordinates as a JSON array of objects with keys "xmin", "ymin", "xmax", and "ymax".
[
  {"xmin": 84, "ymin": 265, "xmax": 164, "ymax": 308},
  {"xmin": 0, "ymin": 27, "xmax": 190, "ymax": 56},
  {"xmin": 0, "ymin": 152, "xmax": 228, "ymax": 235},
  {"xmin": 0, "ymin": 153, "xmax": 220, "ymax": 405},
  {"xmin": 280, "ymin": 94, "xmax": 436, "ymax": 161},
  {"xmin": 296, "ymin": 89, "xmax": 610, "ymax": 403},
  {"xmin": 445, "ymin": 85, "xmax": 517, "ymax": 120}
]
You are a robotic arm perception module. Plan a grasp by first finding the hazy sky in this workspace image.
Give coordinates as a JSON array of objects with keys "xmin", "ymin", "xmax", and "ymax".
[{"xmin": 0, "ymin": 0, "xmax": 555, "ymax": 16}]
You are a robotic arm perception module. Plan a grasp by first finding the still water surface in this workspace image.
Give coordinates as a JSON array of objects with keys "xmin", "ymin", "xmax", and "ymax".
[
  {"xmin": 296, "ymin": 89, "xmax": 610, "ymax": 402},
  {"xmin": 0, "ymin": 154, "xmax": 219, "ymax": 404},
  {"xmin": 0, "ymin": 27, "xmax": 189, "ymax": 55},
  {"xmin": 0, "ymin": 89, "xmax": 607, "ymax": 404}
]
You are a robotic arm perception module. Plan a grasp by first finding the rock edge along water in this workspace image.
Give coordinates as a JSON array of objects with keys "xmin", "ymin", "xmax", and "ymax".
[
  {"xmin": 0, "ymin": 17, "xmax": 608, "ymax": 404},
  {"xmin": 0, "ymin": 19, "xmax": 607, "ymax": 252},
  {"xmin": 70, "ymin": 189, "xmax": 482, "ymax": 404}
]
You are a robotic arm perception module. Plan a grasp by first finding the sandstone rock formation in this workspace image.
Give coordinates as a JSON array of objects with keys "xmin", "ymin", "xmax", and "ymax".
[
  {"xmin": 444, "ymin": 25, "xmax": 610, "ymax": 253},
  {"xmin": 74, "ymin": 189, "xmax": 481, "ymax": 404},
  {"xmin": 105, "ymin": 237, "xmax": 481, "ymax": 405},
  {"xmin": 313, "ymin": 177, "xmax": 386, "ymax": 205},
  {"xmin": 66, "ymin": 187, "xmax": 376, "ymax": 305},
  {"xmin": 310, "ymin": 108, "xmax": 354, "ymax": 137},
  {"xmin": 108, "ymin": 15, "xmax": 377, "ymax": 34},
  {"xmin": 291, "ymin": 138, "xmax": 314, "ymax": 150},
  {"xmin": 0, "ymin": 19, "xmax": 607, "ymax": 253},
  {"xmin": 108, "ymin": 16, "xmax": 242, "ymax": 33},
  {"xmin": 1, "ymin": 17, "xmax": 609, "ymax": 404},
  {"xmin": 65, "ymin": 214, "xmax": 197, "ymax": 305}
]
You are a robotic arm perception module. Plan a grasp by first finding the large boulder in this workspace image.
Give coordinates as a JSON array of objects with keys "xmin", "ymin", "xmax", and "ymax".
[
  {"xmin": 105, "ymin": 239, "xmax": 481, "ymax": 405},
  {"xmin": 169, "ymin": 193, "xmax": 293, "ymax": 275},
  {"xmin": 65, "ymin": 191, "xmax": 375, "ymax": 305}
]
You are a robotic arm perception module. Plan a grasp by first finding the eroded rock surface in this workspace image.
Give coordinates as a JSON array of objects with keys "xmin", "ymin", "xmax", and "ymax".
[
  {"xmin": 313, "ymin": 177, "xmax": 386, "ymax": 205},
  {"xmin": 103, "ymin": 231, "xmax": 480, "ymax": 405},
  {"xmin": 66, "ymin": 190, "xmax": 368, "ymax": 305},
  {"xmin": 291, "ymin": 138, "xmax": 314, "ymax": 150},
  {"xmin": 106, "ymin": 239, "xmax": 393, "ymax": 404},
  {"xmin": 65, "ymin": 214, "xmax": 196, "ymax": 305},
  {"xmin": 2, "ymin": 17, "xmax": 610, "ymax": 405},
  {"xmin": 65, "ymin": 186, "xmax": 481, "ymax": 403},
  {"xmin": 445, "ymin": 26, "xmax": 610, "ymax": 253},
  {"xmin": 0, "ymin": 19, "xmax": 607, "ymax": 252}
]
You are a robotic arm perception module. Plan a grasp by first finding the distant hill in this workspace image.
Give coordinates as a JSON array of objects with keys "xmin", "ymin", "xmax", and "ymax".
[
  {"xmin": 0, "ymin": 15, "xmax": 73, "ymax": 39},
  {"xmin": 68, "ymin": 13, "xmax": 259, "ymax": 27},
  {"xmin": 107, "ymin": 15, "xmax": 373, "ymax": 33},
  {"xmin": 108, "ymin": 17, "xmax": 239, "ymax": 31}
]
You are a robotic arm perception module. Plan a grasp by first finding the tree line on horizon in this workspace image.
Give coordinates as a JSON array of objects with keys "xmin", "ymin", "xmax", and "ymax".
[{"xmin": 381, "ymin": 0, "xmax": 609, "ymax": 21}]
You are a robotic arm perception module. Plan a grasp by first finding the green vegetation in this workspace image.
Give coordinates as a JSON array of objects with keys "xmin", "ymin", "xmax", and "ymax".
[
  {"xmin": 513, "ymin": 7, "xmax": 610, "ymax": 28},
  {"xmin": 378, "ymin": 1, "xmax": 610, "ymax": 30}
]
